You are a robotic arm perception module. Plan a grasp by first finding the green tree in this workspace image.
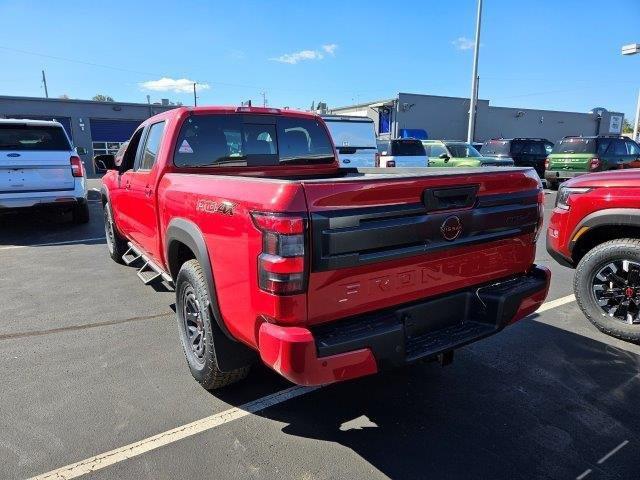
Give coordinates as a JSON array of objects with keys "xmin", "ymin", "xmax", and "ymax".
[
  {"xmin": 92, "ymin": 94, "xmax": 114, "ymax": 102},
  {"xmin": 623, "ymin": 118, "xmax": 634, "ymax": 133}
]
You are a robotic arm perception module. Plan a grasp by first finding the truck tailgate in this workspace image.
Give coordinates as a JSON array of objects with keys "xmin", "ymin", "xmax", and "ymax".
[
  {"xmin": 302, "ymin": 169, "xmax": 541, "ymax": 325},
  {"xmin": 0, "ymin": 151, "xmax": 75, "ymax": 193}
]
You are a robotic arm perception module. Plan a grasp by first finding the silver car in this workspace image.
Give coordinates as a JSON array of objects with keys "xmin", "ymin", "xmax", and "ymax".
[{"xmin": 0, "ymin": 119, "xmax": 89, "ymax": 223}]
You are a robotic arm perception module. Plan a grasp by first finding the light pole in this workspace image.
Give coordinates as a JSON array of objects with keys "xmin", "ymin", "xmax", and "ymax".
[
  {"xmin": 622, "ymin": 43, "xmax": 640, "ymax": 140},
  {"xmin": 467, "ymin": 0, "xmax": 483, "ymax": 143}
]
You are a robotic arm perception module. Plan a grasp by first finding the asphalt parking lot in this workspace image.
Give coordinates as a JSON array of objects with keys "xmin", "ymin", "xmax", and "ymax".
[{"xmin": 1, "ymin": 181, "xmax": 640, "ymax": 480}]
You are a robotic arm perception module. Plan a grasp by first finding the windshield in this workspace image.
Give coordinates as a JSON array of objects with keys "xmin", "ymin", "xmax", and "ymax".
[
  {"xmin": 0, "ymin": 124, "xmax": 70, "ymax": 151},
  {"xmin": 552, "ymin": 138, "xmax": 597, "ymax": 154},
  {"xmin": 391, "ymin": 139, "xmax": 426, "ymax": 156},
  {"xmin": 324, "ymin": 119, "xmax": 376, "ymax": 148},
  {"xmin": 174, "ymin": 114, "xmax": 335, "ymax": 167},
  {"xmin": 446, "ymin": 143, "xmax": 482, "ymax": 158},
  {"xmin": 481, "ymin": 140, "xmax": 510, "ymax": 155}
]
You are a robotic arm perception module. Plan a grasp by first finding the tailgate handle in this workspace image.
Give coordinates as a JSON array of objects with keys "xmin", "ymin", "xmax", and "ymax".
[{"xmin": 423, "ymin": 186, "xmax": 477, "ymax": 212}]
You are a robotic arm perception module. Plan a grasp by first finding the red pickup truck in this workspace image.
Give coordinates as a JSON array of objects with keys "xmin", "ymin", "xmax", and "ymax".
[
  {"xmin": 97, "ymin": 106, "xmax": 550, "ymax": 389},
  {"xmin": 547, "ymin": 170, "xmax": 640, "ymax": 341}
]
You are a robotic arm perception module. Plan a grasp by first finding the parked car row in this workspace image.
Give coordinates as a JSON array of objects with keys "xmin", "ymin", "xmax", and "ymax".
[{"xmin": 320, "ymin": 116, "xmax": 640, "ymax": 191}]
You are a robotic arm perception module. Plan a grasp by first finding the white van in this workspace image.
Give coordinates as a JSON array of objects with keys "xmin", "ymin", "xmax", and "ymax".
[
  {"xmin": 376, "ymin": 138, "xmax": 429, "ymax": 168},
  {"xmin": 321, "ymin": 115, "xmax": 378, "ymax": 168}
]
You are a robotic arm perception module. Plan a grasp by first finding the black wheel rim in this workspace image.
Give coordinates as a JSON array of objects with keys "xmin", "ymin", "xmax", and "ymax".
[
  {"xmin": 104, "ymin": 206, "xmax": 115, "ymax": 254},
  {"xmin": 182, "ymin": 286, "xmax": 206, "ymax": 363},
  {"xmin": 592, "ymin": 259, "xmax": 640, "ymax": 325}
]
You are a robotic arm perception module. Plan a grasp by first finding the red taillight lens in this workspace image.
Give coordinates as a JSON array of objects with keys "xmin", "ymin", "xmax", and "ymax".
[
  {"xmin": 251, "ymin": 212, "xmax": 307, "ymax": 295},
  {"xmin": 386, "ymin": 160, "xmax": 396, "ymax": 167},
  {"xmin": 534, "ymin": 189, "xmax": 544, "ymax": 243},
  {"xmin": 589, "ymin": 157, "xmax": 601, "ymax": 171},
  {"xmin": 544, "ymin": 158, "xmax": 550, "ymax": 170},
  {"xmin": 70, "ymin": 156, "xmax": 85, "ymax": 177},
  {"xmin": 375, "ymin": 152, "xmax": 380, "ymax": 167}
]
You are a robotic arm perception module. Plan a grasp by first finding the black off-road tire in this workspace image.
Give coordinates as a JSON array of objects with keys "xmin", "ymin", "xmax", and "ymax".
[
  {"xmin": 72, "ymin": 201, "xmax": 90, "ymax": 224},
  {"xmin": 175, "ymin": 259, "xmax": 250, "ymax": 389},
  {"xmin": 103, "ymin": 201, "xmax": 127, "ymax": 264},
  {"xmin": 574, "ymin": 238, "xmax": 640, "ymax": 342}
]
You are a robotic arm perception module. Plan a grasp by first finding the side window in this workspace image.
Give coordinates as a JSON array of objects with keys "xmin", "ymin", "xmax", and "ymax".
[
  {"xmin": 626, "ymin": 140, "xmax": 640, "ymax": 156},
  {"xmin": 612, "ymin": 139, "xmax": 628, "ymax": 156},
  {"xmin": 377, "ymin": 140, "xmax": 390, "ymax": 155},
  {"xmin": 528, "ymin": 142, "xmax": 545, "ymax": 155},
  {"xmin": 544, "ymin": 142, "xmax": 554, "ymax": 155},
  {"xmin": 597, "ymin": 139, "xmax": 612, "ymax": 155},
  {"xmin": 138, "ymin": 121, "xmax": 166, "ymax": 171},
  {"xmin": 119, "ymin": 128, "xmax": 144, "ymax": 171},
  {"xmin": 430, "ymin": 145, "xmax": 447, "ymax": 157}
]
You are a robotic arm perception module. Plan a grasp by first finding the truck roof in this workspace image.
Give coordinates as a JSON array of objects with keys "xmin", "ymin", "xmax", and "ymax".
[{"xmin": 152, "ymin": 105, "xmax": 319, "ymax": 120}]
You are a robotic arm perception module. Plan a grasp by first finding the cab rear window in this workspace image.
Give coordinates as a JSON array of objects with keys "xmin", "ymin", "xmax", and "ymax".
[
  {"xmin": 481, "ymin": 140, "xmax": 510, "ymax": 155},
  {"xmin": 173, "ymin": 114, "xmax": 335, "ymax": 167},
  {"xmin": 391, "ymin": 140, "xmax": 426, "ymax": 156},
  {"xmin": 0, "ymin": 124, "xmax": 71, "ymax": 151}
]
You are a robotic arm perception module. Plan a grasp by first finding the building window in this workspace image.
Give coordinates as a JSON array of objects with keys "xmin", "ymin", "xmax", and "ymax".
[{"xmin": 92, "ymin": 141, "xmax": 125, "ymax": 156}]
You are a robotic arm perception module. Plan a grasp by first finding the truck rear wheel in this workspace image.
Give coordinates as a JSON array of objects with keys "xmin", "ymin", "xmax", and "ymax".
[
  {"xmin": 72, "ymin": 201, "xmax": 90, "ymax": 224},
  {"xmin": 574, "ymin": 239, "xmax": 640, "ymax": 342},
  {"xmin": 175, "ymin": 259, "xmax": 250, "ymax": 389},
  {"xmin": 104, "ymin": 201, "xmax": 127, "ymax": 264}
]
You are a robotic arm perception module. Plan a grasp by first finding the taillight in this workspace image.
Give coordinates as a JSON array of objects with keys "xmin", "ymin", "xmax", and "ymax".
[
  {"xmin": 251, "ymin": 212, "xmax": 307, "ymax": 295},
  {"xmin": 375, "ymin": 152, "xmax": 380, "ymax": 167},
  {"xmin": 544, "ymin": 158, "xmax": 550, "ymax": 170},
  {"xmin": 589, "ymin": 157, "xmax": 601, "ymax": 171},
  {"xmin": 534, "ymin": 189, "xmax": 544, "ymax": 243},
  {"xmin": 386, "ymin": 160, "xmax": 396, "ymax": 167},
  {"xmin": 70, "ymin": 156, "xmax": 85, "ymax": 177}
]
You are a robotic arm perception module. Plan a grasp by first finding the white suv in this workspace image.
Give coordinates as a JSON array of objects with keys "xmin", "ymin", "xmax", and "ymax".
[{"xmin": 0, "ymin": 119, "xmax": 89, "ymax": 223}]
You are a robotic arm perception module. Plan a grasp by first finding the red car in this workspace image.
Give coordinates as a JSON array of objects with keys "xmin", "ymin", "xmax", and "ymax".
[
  {"xmin": 547, "ymin": 170, "xmax": 640, "ymax": 341},
  {"xmin": 96, "ymin": 105, "xmax": 549, "ymax": 389}
]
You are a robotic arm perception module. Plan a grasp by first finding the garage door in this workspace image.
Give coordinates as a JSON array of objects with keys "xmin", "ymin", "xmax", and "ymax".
[
  {"xmin": 7, "ymin": 115, "xmax": 73, "ymax": 141},
  {"xmin": 90, "ymin": 119, "xmax": 144, "ymax": 156}
]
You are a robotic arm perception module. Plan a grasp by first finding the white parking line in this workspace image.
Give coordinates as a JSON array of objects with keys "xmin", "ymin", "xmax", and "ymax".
[
  {"xmin": 536, "ymin": 294, "xmax": 575, "ymax": 313},
  {"xmin": 597, "ymin": 439, "xmax": 628, "ymax": 464},
  {"xmin": 29, "ymin": 386, "xmax": 318, "ymax": 480},
  {"xmin": 28, "ymin": 294, "xmax": 576, "ymax": 479},
  {"xmin": 0, "ymin": 237, "xmax": 106, "ymax": 251}
]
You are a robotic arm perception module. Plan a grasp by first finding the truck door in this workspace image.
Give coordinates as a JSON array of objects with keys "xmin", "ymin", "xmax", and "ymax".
[
  {"xmin": 126, "ymin": 120, "xmax": 166, "ymax": 262},
  {"xmin": 109, "ymin": 128, "xmax": 145, "ymax": 238}
]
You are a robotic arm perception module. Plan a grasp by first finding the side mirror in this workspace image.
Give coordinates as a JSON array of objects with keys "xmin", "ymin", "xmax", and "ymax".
[
  {"xmin": 76, "ymin": 147, "xmax": 88, "ymax": 155},
  {"xmin": 94, "ymin": 154, "xmax": 116, "ymax": 171},
  {"xmin": 381, "ymin": 151, "xmax": 388, "ymax": 156},
  {"xmin": 439, "ymin": 153, "xmax": 450, "ymax": 161}
]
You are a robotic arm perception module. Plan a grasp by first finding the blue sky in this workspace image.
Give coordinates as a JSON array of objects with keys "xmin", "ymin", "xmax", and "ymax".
[{"xmin": 1, "ymin": 0, "xmax": 639, "ymax": 117}]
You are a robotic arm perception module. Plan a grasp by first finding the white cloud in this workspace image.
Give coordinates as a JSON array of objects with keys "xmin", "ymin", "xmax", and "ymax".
[
  {"xmin": 139, "ymin": 77, "xmax": 210, "ymax": 93},
  {"xmin": 322, "ymin": 43, "xmax": 338, "ymax": 55},
  {"xmin": 270, "ymin": 44, "xmax": 338, "ymax": 64},
  {"xmin": 452, "ymin": 37, "xmax": 475, "ymax": 51}
]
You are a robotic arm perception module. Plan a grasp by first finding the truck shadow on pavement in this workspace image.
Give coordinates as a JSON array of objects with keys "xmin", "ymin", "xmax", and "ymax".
[
  {"xmin": 0, "ymin": 199, "xmax": 105, "ymax": 247},
  {"xmin": 232, "ymin": 320, "xmax": 640, "ymax": 480}
]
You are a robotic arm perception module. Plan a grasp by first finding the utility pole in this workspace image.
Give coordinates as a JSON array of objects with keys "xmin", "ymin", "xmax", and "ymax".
[
  {"xmin": 621, "ymin": 44, "xmax": 640, "ymax": 140},
  {"xmin": 41, "ymin": 70, "xmax": 49, "ymax": 99},
  {"xmin": 193, "ymin": 83, "xmax": 197, "ymax": 107},
  {"xmin": 466, "ymin": 0, "xmax": 482, "ymax": 143},
  {"xmin": 261, "ymin": 91, "xmax": 267, "ymax": 107}
]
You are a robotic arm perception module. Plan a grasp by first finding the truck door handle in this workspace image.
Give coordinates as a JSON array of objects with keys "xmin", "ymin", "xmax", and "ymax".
[
  {"xmin": 125, "ymin": 182, "xmax": 131, "ymax": 190},
  {"xmin": 145, "ymin": 186, "xmax": 152, "ymax": 197}
]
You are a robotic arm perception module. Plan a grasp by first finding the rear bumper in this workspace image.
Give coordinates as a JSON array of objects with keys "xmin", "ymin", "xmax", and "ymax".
[
  {"xmin": 258, "ymin": 265, "xmax": 550, "ymax": 386},
  {"xmin": 0, "ymin": 178, "xmax": 87, "ymax": 210},
  {"xmin": 544, "ymin": 170, "xmax": 585, "ymax": 182}
]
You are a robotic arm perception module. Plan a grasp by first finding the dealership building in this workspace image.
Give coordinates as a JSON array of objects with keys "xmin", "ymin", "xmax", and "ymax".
[
  {"xmin": 331, "ymin": 92, "xmax": 625, "ymax": 143},
  {"xmin": 0, "ymin": 95, "xmax": 177, "ymax": 176}
]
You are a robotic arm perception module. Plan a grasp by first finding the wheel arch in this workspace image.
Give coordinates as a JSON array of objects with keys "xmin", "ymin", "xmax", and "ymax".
[
  {"xmin": 166, "ymin": 218, "xmax": 256, "ymax": 371},
  {"xmin": 571, "ymin": 209, "xmax": 640, "ymax": 264}
]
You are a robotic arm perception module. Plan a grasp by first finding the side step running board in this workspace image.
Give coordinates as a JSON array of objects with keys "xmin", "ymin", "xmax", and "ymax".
[{"xmin": 123, "ymin": 243, "xmax": 173, "ymax": 286}]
